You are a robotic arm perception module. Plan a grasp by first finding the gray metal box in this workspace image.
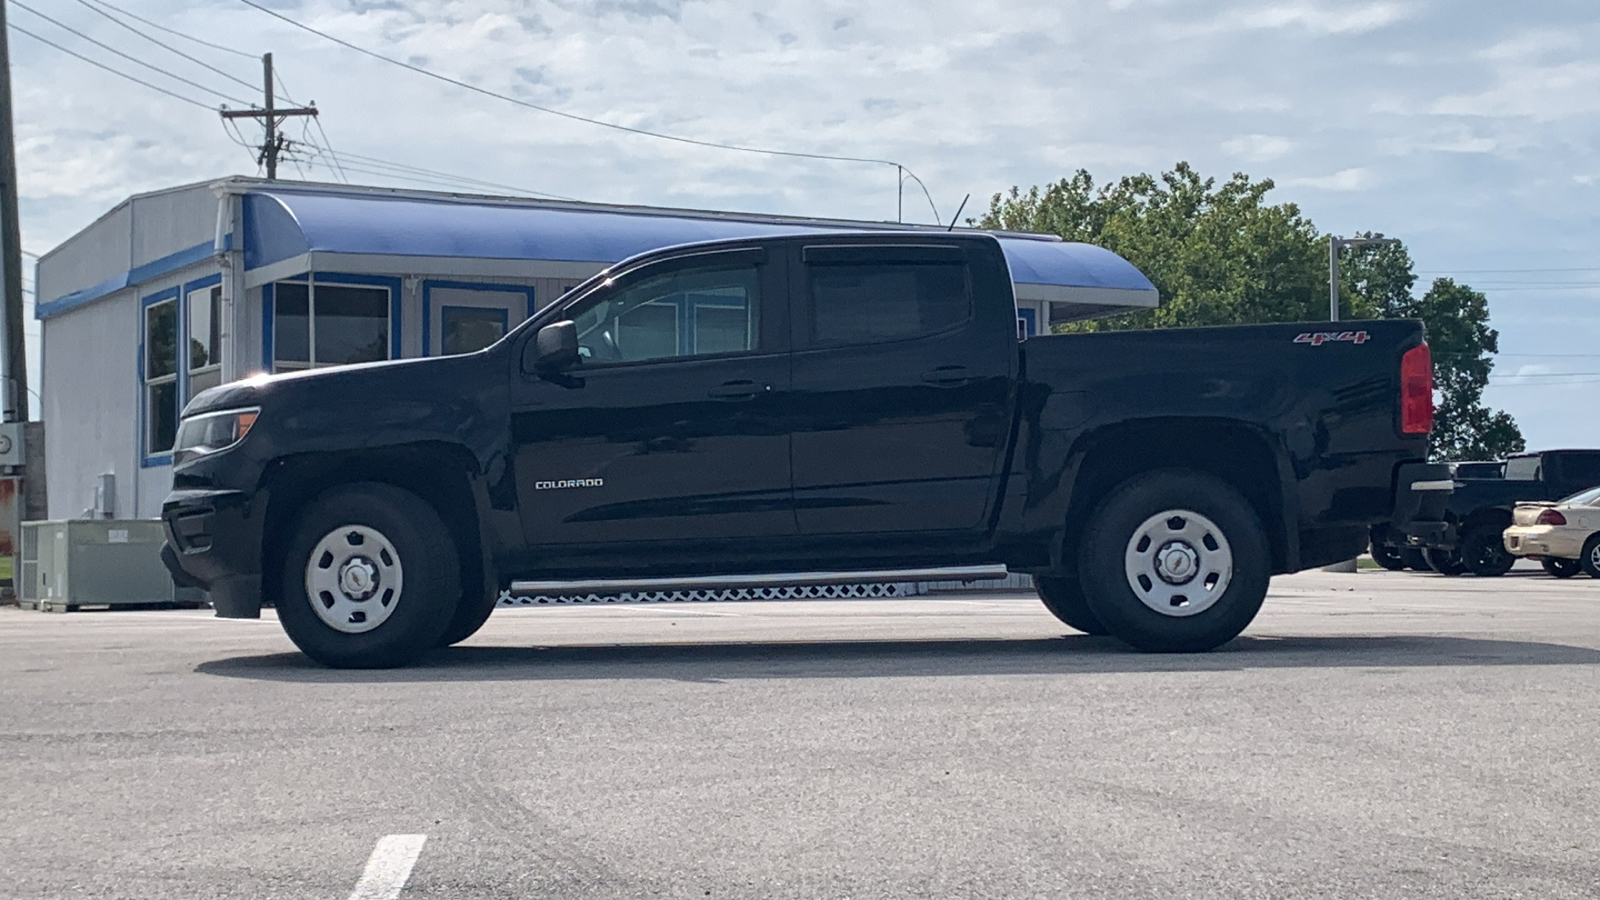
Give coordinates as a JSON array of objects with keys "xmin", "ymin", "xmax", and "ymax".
[{"xmin": 19, "ymin": 519, "xmax": 175, "ymax": 612}]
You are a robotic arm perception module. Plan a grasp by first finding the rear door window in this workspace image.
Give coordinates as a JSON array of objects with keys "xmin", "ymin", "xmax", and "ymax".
[{"xmin": 803, "ymin": 244, "xmax": 970, "ymax": 347}]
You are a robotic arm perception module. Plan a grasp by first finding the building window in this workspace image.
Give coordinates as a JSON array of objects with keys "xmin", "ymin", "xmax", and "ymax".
[
  {"xmin": 144, "ymin": 296, "xmax": 178, "ymax": 456},
  {"xmin": 441, "ymin": 306, "xmax": 508, "ymax": 355},
  {"xmin": 187, "ymin": 284, "xmax": 222, "ymax": 395},
  {"xmin": 272, "ymin": 281, "xmax": 390, "ymax": 370}
]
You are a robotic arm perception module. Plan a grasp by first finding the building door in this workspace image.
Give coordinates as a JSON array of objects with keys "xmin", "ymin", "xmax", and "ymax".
[
  {"xmin": 508, "ymin": 246, "xmax": 794, "ymax": 550},
  {"xmin": 425, "ymin": 283, "xmax": 534, "ymax": 356}
]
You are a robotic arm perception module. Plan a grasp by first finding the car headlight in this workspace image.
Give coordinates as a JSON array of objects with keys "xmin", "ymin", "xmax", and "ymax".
[{"xmin": 173, "ymin": 407, "xmax": 259, "ymax": 464}]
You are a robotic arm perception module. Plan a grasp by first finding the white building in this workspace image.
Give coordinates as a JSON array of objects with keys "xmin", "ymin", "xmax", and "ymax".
[{"xmin": 34, "ymin": 178, "xmax": 1158, "ymax": 521}]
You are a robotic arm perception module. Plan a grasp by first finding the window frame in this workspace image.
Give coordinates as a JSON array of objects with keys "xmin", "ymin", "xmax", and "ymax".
[
  {"xmin": 140, "ymin": 286, "xmax": 181, "ymax": 467},
  {"xmin": 262, "ymin": 273, "xmax": 402, "ymax": 372},
  {"xmin": 796, "ymin": 243, "xmax": 974, "ymax": 351},
  {"xmin": 553, "ymin": 247, "xmax": 776, "ymax": 371},
  {"xmin": 181, "ymin": 273, "xmax": 223, "ymax": 404}
]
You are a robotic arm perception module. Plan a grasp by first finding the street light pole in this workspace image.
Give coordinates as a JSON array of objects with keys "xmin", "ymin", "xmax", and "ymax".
[{"xmin": 1327, "ymin": 233, "xmax": 1402, "ymax": 321}]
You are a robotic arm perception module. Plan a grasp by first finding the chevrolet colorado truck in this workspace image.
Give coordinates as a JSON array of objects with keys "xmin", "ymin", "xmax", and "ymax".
[{"xmin": 161, "ymin": 232, "xmax": 1435, "ymax": 668}]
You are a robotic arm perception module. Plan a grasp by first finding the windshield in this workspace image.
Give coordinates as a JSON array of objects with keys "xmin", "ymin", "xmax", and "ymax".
[
  {"xmin": 1503, "ymin": 456, "xmax": 1541, "ymax": 481},
  {"xmin": 1560, "ymin": 485, "xmax": 1600, "ymax": 507}
]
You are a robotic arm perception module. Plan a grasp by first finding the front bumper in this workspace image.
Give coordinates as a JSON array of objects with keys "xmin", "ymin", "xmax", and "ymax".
[
  {"xmin": 1503, "ymin": 525, "xmax": 1585, "ymax": 560},
  {"xmin": 161, "ymin": 488, "xmax": 264, "ymax": 618}
]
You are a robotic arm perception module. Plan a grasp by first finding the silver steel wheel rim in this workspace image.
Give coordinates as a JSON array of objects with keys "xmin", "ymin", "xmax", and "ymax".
[
  {"xmin": 304, "ymin": 524, "xmax": 404, "ymax": 634},
  {"xmin": 1123, "ymin": 508, "xmax": 1233, "ymax": 617},
  {"xmin": 1591, "ymin": 544, "xmax": 1600, "ymax": 570}
]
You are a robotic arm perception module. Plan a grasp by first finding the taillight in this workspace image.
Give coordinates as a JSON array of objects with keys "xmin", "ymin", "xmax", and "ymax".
[
  {"xmin": 1400, "ymin": 342, "xmax": 1433, "ymax": 434},
  {"xmin": 1536, "ymin": 509, "xmax": 1567, "ymax": 526}
]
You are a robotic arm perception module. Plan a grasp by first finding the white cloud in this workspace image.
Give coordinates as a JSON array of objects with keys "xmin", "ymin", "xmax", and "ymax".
[
  {"xmin": 1222, "ymin": 134, "xmax": 1296, "ymax": 162},
  {"xmin": 1286, "ymin": 167, "xmax": 1372, "ymax": 191}
]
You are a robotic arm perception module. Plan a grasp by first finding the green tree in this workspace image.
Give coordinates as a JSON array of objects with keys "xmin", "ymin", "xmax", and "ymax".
[{"xmin": 981, "ymin": 162, "xmax": 1524, "ymax": 461}]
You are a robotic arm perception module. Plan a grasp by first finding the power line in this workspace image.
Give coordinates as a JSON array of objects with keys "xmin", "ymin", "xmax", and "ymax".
[
  {"xmin": 81, "ymin": 0, "xmax": 257, "ymax": 59},
  {"xmin": 67, "ymin": 0, "xmax": 259, "ymax": 93},
  {"xmin": 9, "ymin": 21, "xmax": 217, "ymax": 110},
  {"xmin": 233, "ymin": 0, "xmax": 943, "ymax": 222},
  {"xmin": 296, "ymin": 145, "xmax": 576, "ymax": 201},
  {"xmin": 10, "ymin": 1, "xmax": 248, "ymax": 105},
  {"xmin": 1419, "ymin": 267, "xmax": 1600, "ymax": 275}
]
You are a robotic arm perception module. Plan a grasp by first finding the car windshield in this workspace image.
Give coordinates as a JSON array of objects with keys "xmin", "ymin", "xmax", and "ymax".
[{"xmin": 1559, "ymin": 485, "xmax": 1600, "ymax": 507}]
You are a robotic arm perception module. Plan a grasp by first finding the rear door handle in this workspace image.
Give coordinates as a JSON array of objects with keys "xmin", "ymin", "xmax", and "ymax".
[
  {"xmin": 708, "ymin": 379, "xmax": 769, "ymax": 400},
  {"xmin": 921, "ymin": 365, "xmax": 971, "ymax": 386}
]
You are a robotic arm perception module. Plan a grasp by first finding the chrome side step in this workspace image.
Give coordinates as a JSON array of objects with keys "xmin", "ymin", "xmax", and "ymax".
[{"xmin": 509, "ymin": 565, "xmax": 1009, "ymax": 596}]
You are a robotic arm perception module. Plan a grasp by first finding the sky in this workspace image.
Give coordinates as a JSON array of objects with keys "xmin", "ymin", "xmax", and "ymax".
[{"xmin": 9, "ymin": 0, "xmax": 1599, "ymax": 450}]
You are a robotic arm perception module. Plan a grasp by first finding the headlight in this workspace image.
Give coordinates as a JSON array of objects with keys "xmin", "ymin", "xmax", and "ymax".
[{"xmin": 173, "ymin": 407, "xmax": 259, "ymax": 464}]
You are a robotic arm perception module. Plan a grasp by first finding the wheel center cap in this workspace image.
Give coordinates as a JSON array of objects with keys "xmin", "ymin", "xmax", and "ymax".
[
  {"xmin": 339, "ymin": 557, "xmax": 379, "ymax": 600},
  {"xmin": 1155, "ymin": 541, "xmax": 1199, "ymax": 584}
]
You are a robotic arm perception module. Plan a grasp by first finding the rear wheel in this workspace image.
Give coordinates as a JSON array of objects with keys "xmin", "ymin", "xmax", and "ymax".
[
  {"xmin": 1369, "ymin": 539, "xmax": 1407, "ymax": 571},
  {"xmin": 276, "ymin": 483, "xmax": 460, "ymax": 668},
  {"xmin": 1078, "ymin": 470, "xmax": 1269, "ymax": 653},
  {"xmin": 1460, "ymin": 526, "xmax": 1516, "ymax": 577},
  {"xmin": 1035, "ymin": 576, "xmax": 1109, "ymax": 635},
  {"xmin": 1542, "ymin": 557, "xmax": 1581, "ymax": 579},
  {"xmin": 1582, "ymin": 535, "xmax": 1600, "ymax": 579},
  {"xmin": 1425, "ymin": 547, "xmax": 1467, "ymax": 576}
]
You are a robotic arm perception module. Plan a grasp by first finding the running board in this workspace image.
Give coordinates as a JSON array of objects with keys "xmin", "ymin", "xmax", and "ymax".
[{"xmin": 509, "ymin": 565, "xmax": 1010, "ymax": 596}]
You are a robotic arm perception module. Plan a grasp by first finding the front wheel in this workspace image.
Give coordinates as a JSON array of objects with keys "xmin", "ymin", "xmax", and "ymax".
[
  {"xmin": 276, "ymin": 483, "xmax": 461, "ymax": 668},
  {"xmin": 1078, "ymin": 470, "xmax": 1269, "ymax": 653},
  {"xmin": 1460, "ymin": 526, "xmax": 1515, "ymax": 577},
  {"xmin": 1035, "ymin": 576, "xmax": 1109, "ymax": 635},
  {"xmin": 1542, "ymin": 557, "xmax": 1581, "ymax": 579}
]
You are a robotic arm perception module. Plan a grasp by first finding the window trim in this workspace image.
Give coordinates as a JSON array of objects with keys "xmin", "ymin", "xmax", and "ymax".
[
  {"xmin": 180, "ymin": 273, "xmax": 222, "ymax": 407},
  {"xmin": 140, "ymin": 286, "xmax": 181, "ymax": 467},
  {"xmin": 262, "ymin": 272, "xmax": 402, "ymax": 372},
  {"xmin": 421, "ymin": 280, "xmax": 535, "ymax": 357}
]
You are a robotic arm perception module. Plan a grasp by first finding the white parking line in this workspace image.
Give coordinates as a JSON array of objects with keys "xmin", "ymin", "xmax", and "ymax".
[{"xmin": 348, "ymin": 834, "xmax": 426, "ymax": 900}]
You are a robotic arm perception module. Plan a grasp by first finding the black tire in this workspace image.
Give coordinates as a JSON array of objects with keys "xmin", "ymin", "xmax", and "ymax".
[
  {"xmin": 1424, "ymin": 547, "xmax": 1468, "ymax": 576},
  {"xmin": 1460, "ymin": 526, "xmax": 1516, "ymax": 577},
  {"xmin": 1582, "ymin": 535, "xmax": 1600, "ymax": 579},
  {"xmin": 1035, "ymin": 576, "xmax": 1110, "ymax": 635},
  {"xmin": 1400, "ymin": 547, "xmax": 1430, "ymax": 572},
  {"xmin": 1369, "ymin": 540, "xmax": 1407, "ymax": 571},
  {"xmin": 436, "ymin": 579, "xmax": 500, "ymax": 647},
  {"xmin": 1541, "ymin": 557, "xmax": 1581, "ymax": 579},
  {"xmin": 276, "ymin": 483, "xmax": 461, "ymax": 668},
  {"xmin": 1077, "ymin": 470, "xmax": 1269, "ymax": 653}
]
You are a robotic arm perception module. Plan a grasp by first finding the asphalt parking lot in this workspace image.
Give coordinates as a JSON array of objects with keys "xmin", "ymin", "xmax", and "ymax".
[{"xmin": 2, "ymin": 567, "xmax": 1599, "ymax": 899}]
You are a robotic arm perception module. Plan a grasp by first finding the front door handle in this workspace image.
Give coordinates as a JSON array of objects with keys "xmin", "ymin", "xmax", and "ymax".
[
  {"xmin": 921, "ymin": 365, "xmax": 971, "ymax": 386},
  {"xmin": 708, "ymin": 379, "xmax": 769, "ymax": 400}
]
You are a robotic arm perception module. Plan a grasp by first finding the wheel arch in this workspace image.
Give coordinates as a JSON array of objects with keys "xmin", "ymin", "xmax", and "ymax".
[
  {"xmin": 258, "ymin": 442, "xmax": 492, "ymax": 608},
  {"xmin": 1053, "ymin": 417, "xmax": 1291, "ymax": 575}
]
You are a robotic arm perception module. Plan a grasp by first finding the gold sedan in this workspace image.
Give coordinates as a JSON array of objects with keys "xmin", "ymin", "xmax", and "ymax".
[{"xmin": 1503, "ymin": 485, "xmax": 1600, "ymax": 578}]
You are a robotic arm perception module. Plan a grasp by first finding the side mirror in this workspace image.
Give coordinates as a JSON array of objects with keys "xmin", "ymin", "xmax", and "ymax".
[{"xmin": 527, "ymin": 320, "xmax": 580, "ymax": 373}]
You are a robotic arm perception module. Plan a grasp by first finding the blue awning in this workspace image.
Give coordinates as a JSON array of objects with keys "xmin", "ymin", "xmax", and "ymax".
[{"xmin": 242, "ymin": 189, "xmax": 1158, "ymax": 310}]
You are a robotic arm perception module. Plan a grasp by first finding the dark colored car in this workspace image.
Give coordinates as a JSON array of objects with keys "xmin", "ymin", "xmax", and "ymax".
[
  {"xmin": 162, "ymin": 232, "xmax": 1434, "ymax": 667},
  {"xmin": 1395, "ymin": 449, "xmax": 1600, "ymax": 576},
  {"xmin": 1369, "ymin": 458, "xmax": 1503, "ymax": 570}
]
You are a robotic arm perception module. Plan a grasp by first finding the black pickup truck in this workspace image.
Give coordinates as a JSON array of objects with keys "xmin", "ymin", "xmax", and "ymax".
[
  {"xmin": 1397, "ymin": 449, "xmax": 1600, "ymax": 576},
  {"xmin": 161, "ymin": 232, "xmax": 1434, "ymax": 668}
]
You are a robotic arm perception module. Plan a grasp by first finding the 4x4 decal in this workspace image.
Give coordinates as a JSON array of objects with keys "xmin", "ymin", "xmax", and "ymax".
[{"xmin": 1293, "ymin": 330, "xmax": 1370, "ymax": 347}]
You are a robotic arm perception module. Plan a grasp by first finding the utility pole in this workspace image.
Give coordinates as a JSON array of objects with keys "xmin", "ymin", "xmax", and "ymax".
[
  {"xmin": 219, "ymin": 53, "xmax": 318, "ymax": 180},
  {"xmin": 0, "ymin": 0, "xmax": 27, "ymax": 421}
]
